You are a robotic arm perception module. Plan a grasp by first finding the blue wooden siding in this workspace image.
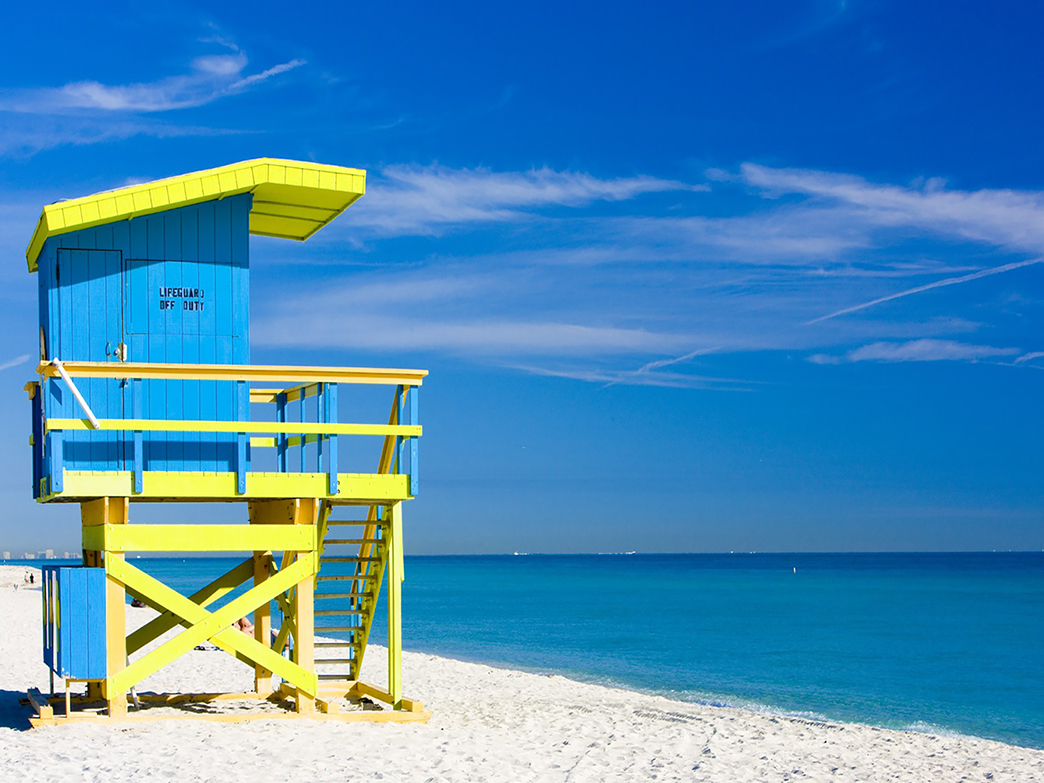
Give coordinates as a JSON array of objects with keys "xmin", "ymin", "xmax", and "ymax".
[
  {"xmin": 42, "ymin": 566, "xmax": 107, "ymax": 680},
  {"xmin": 38, "ymin": 195, "xmax": 251, "ymax": 480}
]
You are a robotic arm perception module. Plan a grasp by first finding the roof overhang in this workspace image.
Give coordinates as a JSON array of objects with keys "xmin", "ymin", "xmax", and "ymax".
[{"xmin": 25, "ymin": 158, "xmax": 366, "ymax": 272}]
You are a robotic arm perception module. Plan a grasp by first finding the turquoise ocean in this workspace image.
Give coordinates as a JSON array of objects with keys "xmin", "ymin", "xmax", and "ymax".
[{"xmin": 14, "ymin": 552, "xmax": 1043, "ymax": 749}]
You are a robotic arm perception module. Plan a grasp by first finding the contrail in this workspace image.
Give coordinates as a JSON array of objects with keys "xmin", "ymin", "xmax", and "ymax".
[
  {"xmin": 0, "ymin": 353, "xmax": 30, "ymax": 372},
  {"xmin": 806, "ymin": 257, "xmax": 1044, "ymax": 325},
  {"xmin": 601, "ymin": 347, "xmax": 719, "ymax": 388}
]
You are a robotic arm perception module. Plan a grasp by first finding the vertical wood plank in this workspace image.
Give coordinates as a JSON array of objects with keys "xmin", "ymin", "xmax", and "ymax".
[{"xmin": 197, "ymin": 203, "xmax": 219, "ymax": 470}]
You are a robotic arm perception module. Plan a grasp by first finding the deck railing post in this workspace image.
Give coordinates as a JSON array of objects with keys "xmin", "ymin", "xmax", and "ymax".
[
  {"xmin": 235, "ymin": 381, "xmax": 248, "ymax": 494},
  {"xmin": 299, "ymin": 389, "xmax": 307, "ymax": 474},
  {"xmin": 394, "ymin": 385, "xmax": 405, "ymax": 476},
  {"xmin": 325, "ymin": 383, "xmax": 338, "ymax": 494},
  {"xmin": 408, "ymin": 386, "xmax": 419, "ymax": 496},
  {"xmin": 316, "ymin": 382, "xmax": 324, "ymax": 472},
  {"xmin": 276, "ymin": 391, "xmax": 288, "ymax": 473},
  {"xmin": 132, "ymin": 378, "xmax": 143, "ymax": 494}
]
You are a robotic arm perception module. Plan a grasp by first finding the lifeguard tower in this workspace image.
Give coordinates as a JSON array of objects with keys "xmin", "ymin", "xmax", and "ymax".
[{"xmin": 22, "ymin": 159, "xmax": 428, "ymax": 725}]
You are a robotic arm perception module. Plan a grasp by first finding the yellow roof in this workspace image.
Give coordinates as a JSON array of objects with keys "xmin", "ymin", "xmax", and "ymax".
[{"xmin": 26, "ymin": 158, "xmax": 366, "ymax": 272}]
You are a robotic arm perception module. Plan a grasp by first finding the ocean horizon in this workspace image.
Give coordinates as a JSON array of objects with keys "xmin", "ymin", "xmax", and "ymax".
[{"xmin": 9, "ymin": 551, "xmax": 1043, "ymax": 750}]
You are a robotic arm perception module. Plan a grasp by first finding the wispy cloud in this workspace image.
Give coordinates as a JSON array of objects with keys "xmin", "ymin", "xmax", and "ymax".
[
  {"xmin": 254, "ymin": 310, "xmax": 690, "ymax": 357},
  {"xmin": 1, "ymin": 52, "xmax": 305, "ymax": 114},
  {"xmin": 512, "ymin": 361, "xmax": 751, "ymax": 390},
  {"xmin": 346, "ymin": 164, "xmax": 702, "ymax": 236},
  {"xmin": 809, "ymin": 340, "xmax": 1020, "ymax": 364},
  {"xmin": 741, "ymin": 164, "xmax": 1044, "ymax": 256},
  {"xmin": 0, "ymin": 119, "xmax": 246, "ymax": 157},
  {"xmin": 0, "ymin": 354, "xmax": 31, "ymax": 372},
  {"xmin": 0, "ymin": 38, "xmax": 304, "ymax": 156}
]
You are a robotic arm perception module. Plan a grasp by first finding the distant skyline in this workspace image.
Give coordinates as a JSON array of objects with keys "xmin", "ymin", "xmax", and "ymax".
[{"xmin": 1, "ymin": 1, "xmax": 1042, "ymax": 553}]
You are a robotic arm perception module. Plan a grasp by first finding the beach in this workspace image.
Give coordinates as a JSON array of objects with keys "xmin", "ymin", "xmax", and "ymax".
[{"xmin": 0, "ymin": 566, "xmax": 1041, "ymax": 781}]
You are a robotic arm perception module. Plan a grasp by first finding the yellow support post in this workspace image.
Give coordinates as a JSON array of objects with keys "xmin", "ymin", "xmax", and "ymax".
[
  {"xmin": 82, "ymin": 497, "xmax": 130, "ymax": 717},
  {"xmin": 253, "ymin": 551, "xmax": 272, "ymax": 696},
  {"xmin": 387, "ymin": 501, "xmax": 403, "ymax": 710},
  {"xmin": 293, "ymin": 499, "xmax": 318, "ymax": 714}
]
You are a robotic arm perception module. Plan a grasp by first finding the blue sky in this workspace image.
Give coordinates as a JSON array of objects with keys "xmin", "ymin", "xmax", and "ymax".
[{"xmin": 1, "ymin": 1, "xmax": 1042, "ymax": 554}]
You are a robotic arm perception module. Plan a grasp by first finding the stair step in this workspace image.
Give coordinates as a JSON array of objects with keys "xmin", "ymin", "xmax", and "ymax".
[
  {"xmin": 315, "ymin": 609, "xmax": 365, "ymax": 616},
  {"xmin": 315, "ymin": 640, "xmax": 361, "ymax": 648},
  {"xmin": 317, "ymin": 674, "xmax": 357, "ymax": 681},
  {"xmin": 315, "ymin": 658, "xmax": 354, "ymax": 665},
  {"xmin": 324, "ymin": 539, "xmax": 382, "ymax": 546},
  {"xmin": 321, "ymin": 556, "xmax": 382, "ymax": 564},
  {"xmin": 315, "ymin": 592, "xmax": 371, "ymax": 600},
  {"xmin": 316, "ymin": 626, "xmax": 366, "ymax": 633},
  {"xmin": 326, "ymin": 520, "xmax": 387, "ymax": 527},
  {"xmin": 318, "ymin": 575, "xmax": 373, "ymax": 582}
]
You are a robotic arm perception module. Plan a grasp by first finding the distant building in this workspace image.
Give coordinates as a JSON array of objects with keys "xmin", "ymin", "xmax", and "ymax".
[
  {"xmin": 25, "ymin": 553, "xmax": 35, "ymax": 560},
  {"xmin": 44, "ymin": 549, "xmax": 54, "ymax": 559},
  {"xmin": 2, "ymin": 551, "xmax": 9, "ymax": 560}
]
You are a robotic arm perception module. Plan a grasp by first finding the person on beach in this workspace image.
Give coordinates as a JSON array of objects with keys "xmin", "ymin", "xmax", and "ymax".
[{"xmin": 235, "ymin": 617, "xmax": 254, "ymax": 635}]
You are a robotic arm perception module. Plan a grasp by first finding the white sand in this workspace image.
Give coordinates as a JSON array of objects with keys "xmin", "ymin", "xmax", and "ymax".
[{"xmin": 0, "ymin": 565, "xmax": 1041, "ymax": 782}]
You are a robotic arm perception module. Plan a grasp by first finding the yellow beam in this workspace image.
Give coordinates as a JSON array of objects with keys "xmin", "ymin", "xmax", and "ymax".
[
  {"xmin": 82, "ymin": 524, "xmax": 316, "ymax": 553},
  {"xmin": 250, "ymin": 383, "xmax": 320, "ymax": 404},
  {"xmin": 52, "ymin": 470, "xmax": 410, "ymax": 501},
  {"xmin": 353, "ymin": 681, "xmax": 425, "ymax": 713},
  {"xmin": 108, "ymin": 556, "xmax": 318, "ymax": 696},
  {"xmin": 46, "ymin": 418, "xmax": 421, "ymax": 438},
  {"xmin": 387, "ymin": 502, "xmax": 403, "ymax": 710},
  {"xmin": 126, "ymin": 559, "xmax": 254, "ymax": 654},
  {"xmin": 37, "ymin": 360, "xmax": 427, "ymax": 386}
]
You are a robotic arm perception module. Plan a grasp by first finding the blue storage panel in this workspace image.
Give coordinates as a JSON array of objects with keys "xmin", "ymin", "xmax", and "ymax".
[{"xmin": 42, "ymin": 566, "xmax": 107, "ymax": 680}]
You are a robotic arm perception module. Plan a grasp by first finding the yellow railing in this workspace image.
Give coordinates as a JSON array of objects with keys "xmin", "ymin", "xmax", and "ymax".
[{"xmin": 31, "ymin": 361, "xmax": 425, "ymax": 499}]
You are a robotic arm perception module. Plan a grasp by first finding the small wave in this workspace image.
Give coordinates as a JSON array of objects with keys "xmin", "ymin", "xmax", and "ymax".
[{"xmin": 902, "ymin": 721, "xmax": 977, "ymax": 741}]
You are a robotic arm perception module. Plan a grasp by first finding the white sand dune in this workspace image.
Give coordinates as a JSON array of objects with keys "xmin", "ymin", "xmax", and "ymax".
[{"xmin": 0, "ymin": 565, "xmax": 1041, "ymax": 782}]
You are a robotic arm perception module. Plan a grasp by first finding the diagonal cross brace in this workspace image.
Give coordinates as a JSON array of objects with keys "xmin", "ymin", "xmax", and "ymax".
[
  {"xmin": 126, "ymin": 558, "xmax": 254, "ymax": 654},
  {"xmin": 107, "ymin": 555, "xmax": 318, "ymax": 697}
]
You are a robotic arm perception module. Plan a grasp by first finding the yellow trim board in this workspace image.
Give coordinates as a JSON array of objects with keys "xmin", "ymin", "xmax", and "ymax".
[
  {"xmin": 82, "ymin": 524, "xmax": 317, "ymax": 553},
  {"xmin": 48, "ymin": 470, "xmax": 410, "ymax": 501},
  {"xmin": 46, "ymin": 417, "xmax": 421, "ymax": 438},
  {"xmin": 26, "ymin": 158, "xmax": 366, "ymax": 272},
  {"xmin": 36, "ymin": 360, "xmax": 426, "ymax": 386}
]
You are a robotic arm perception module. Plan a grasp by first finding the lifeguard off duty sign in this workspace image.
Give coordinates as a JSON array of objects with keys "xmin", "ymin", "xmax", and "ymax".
[{"xmin": 158, "ymin": 286, "xmax": 206, "ymax": 311}]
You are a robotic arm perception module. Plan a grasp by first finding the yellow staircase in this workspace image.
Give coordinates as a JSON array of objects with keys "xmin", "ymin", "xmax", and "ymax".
[
  {"xmin": 313, "ymin": 504, "xmax": 389, "ymax": 683},
  {"xmin": 310, "ymin": 399, "xmax": 403, "ymax": 685}
]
